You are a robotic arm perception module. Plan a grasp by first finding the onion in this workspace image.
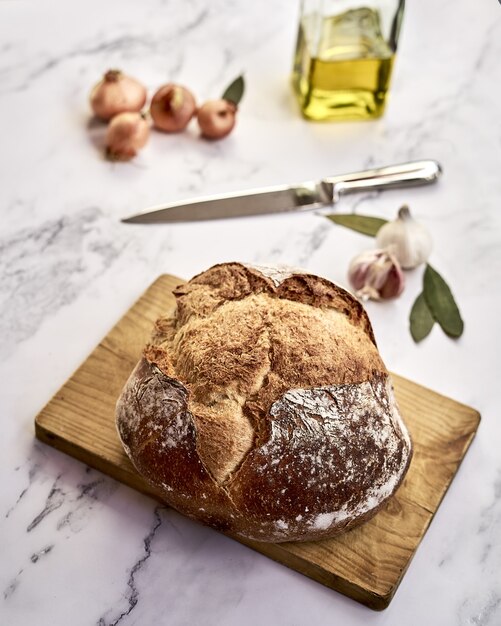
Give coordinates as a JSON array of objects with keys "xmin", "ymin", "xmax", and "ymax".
[
  {"xmin": 105, "ymin": 112, "xmax": 150, "ymax": 161},
  {"xmin": 197, "ymin": 99, "xmax": 237, "ymax": 140},
  {"xmin": 90, "ymin": 70, "xmax": 147, "ymax": 121},
  {"xmin": 150, "ymin": 84, "xmax": 197, "ymax": 132}
]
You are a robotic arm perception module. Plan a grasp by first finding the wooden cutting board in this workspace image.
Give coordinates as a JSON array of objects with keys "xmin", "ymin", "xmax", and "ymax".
[{"xmin": 35, "ymin": 274, "xmax": 480, "ymax": 610}]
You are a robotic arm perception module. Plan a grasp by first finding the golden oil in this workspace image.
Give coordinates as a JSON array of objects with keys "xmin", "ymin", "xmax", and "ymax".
[{"xmin": 292, "ymin": 8, "xmax": 395, "ymax": 121}]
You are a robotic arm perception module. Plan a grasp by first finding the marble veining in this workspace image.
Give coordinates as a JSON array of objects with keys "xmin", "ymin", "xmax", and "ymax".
[
  {"xmin": 1, "ymin": 0, "xmax": 501, "ymax": 624},
  {"xmin": 97, "ymin": 506, "xmax": 165, "ymax": 626},
  {"xmin": 0, "ymin": 208, "xmax": 130, "ymax": 359}
]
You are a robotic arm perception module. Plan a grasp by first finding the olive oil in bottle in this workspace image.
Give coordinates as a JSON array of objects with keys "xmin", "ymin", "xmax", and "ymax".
[{"xmin": 293, "ymin": 8, "xmax": 396, "ymax": 121}]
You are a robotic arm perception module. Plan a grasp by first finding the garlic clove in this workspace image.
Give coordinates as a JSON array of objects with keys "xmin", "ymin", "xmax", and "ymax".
[
  {"xmin": 348, "ymin": 249, "xmax": 405, "ymax": 301},
  {"xmin": 376, "ymin": 205, "xmax": 433, "ymax": 269}
]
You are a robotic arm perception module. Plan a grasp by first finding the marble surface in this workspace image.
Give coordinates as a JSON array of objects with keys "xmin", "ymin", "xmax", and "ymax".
[{"xmin": 1, "ymin": 0, "xmax": 501, "ymax": 623}]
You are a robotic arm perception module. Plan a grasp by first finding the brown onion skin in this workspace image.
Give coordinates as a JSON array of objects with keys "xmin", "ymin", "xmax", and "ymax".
[
  {"xmin": 105, "ymin": 112, "xmax": 150, "ymax": 161},
  {"xmin": 197, "ymin": 99, "xmax": 237, "ymax": 140},
  {"xmin": 90, "ymin": 70, "xmax": 147, "ymax": 121},
  {"xmin": 150, "ymin": 84, "xmax": 197, "ymax": 132}
]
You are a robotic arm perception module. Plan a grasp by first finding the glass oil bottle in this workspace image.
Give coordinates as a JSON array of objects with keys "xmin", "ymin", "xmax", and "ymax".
[{"xmin": 292, "ymin": 0, "xmax": 404, "ymax": 121}]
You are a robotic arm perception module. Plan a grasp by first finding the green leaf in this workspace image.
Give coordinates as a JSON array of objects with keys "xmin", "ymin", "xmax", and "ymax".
[
  {"xmin": 325, "ymin": 214, "xmax": 387, "ymax": 237},
  {"xmin": 409, "ymin": 292, "xmax": 435, "ymax": 343},
  {"xmin": 222, "ymin": 75, "xmax": 245, "ymax": 106},
  {"xmin": 423, "ymin": 264, "xmax": 464, "ymax": 338}
]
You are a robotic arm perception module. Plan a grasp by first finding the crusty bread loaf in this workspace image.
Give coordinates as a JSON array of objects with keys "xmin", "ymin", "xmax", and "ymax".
[{"xmin": 116, "ymin": 262, "xmax": 412, "ymax": 542}]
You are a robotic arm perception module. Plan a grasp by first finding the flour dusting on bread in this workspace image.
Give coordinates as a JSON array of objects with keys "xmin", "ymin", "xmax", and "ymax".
[
  {"xmin": 116, "ymin": 262, "xmax": 413, "ymax": 542},
  {"xmin": 244, "ymin": 262, "xmax": 307, "ymax": 286}
]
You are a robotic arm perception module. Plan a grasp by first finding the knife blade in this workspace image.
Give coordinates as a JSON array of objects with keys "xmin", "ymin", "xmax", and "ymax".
[{"xmin": 121, "ymin": 160, "xmax": 442, "ymax": 224}]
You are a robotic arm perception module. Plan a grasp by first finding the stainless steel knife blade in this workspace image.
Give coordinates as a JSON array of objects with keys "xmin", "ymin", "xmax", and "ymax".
[{"xmin": 121, "ymin": 160, "xmax": 442, "ymax": 224}]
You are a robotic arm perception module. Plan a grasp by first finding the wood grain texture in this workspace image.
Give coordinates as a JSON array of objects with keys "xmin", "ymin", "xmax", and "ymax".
[{"xmin": 34, "ymin": 274, "xmax": 480, "ymax": 610}]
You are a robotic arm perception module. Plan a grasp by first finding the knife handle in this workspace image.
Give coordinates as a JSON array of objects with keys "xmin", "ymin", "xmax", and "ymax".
[{"xmin": 324, "ymin": 160, "xmax": 442, "ymax": 201}]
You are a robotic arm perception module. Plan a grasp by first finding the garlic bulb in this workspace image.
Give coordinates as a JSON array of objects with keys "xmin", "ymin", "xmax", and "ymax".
[
  {"xmin": 376, "ymin": 205, "xmax": 433, "ymax": 269},
  {"xmin": 348, "ymin": 249, "xmax": 405, "ymax": 301}
]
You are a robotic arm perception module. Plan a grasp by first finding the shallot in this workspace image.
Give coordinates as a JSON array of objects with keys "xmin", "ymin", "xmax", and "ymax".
[
  {"xmin": 90, "ymin": 70, "xmax": 147, "ymax": 121},
  {"xmin": 150, "ymin": 84, "xmax": 197, "ymax": 132},
  {"xmin": 197, "ymin": 99, "xmax": 237, "ymax": 140},
  {"xmin": 105, "ymin": 112, "xmax": 150, "ymax": 161}
]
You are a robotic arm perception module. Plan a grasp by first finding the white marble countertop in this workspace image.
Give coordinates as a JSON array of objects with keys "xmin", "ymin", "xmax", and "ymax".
[{"xmin": 1, "ymin": 0, "xmax": 501, "ymax": 623}]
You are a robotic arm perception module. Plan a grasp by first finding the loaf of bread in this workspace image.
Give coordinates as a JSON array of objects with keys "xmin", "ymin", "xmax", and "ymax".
[{"xmin": 116, "ymin": 263, "xmax": 412, "ymax": 542}]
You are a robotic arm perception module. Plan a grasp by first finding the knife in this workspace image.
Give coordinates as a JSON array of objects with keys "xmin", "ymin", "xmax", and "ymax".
[{"xmin": 121, "ymin": 160, "xmax": 442, "ymax": 224}]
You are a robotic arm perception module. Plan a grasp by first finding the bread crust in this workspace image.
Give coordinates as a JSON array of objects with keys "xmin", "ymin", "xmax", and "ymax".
[{"xmin": 116, "ymin": 263, "xmax": 413, "ymax": 542}]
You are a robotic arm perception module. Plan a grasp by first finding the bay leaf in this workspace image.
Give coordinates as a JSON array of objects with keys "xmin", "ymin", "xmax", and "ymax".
[
  {"xmin": 325, "ymin": 214, "xmax": 387, "ymax": 237},
  {"xmin": 423, "ymin": 264, "xmax": 464, "ymax": 338},
  {"xmin": 409, "ymin": 292, "xmax": 435, "ymax": 343},
  {"xmin": 222, "ymin": 75, "xmax": 245, "ymax": 106}
]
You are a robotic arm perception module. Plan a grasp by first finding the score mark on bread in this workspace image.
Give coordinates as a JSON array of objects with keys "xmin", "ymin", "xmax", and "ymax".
[{"xmin": 116, "ymin": 263, "xmax": 412, "ymax": 542}]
